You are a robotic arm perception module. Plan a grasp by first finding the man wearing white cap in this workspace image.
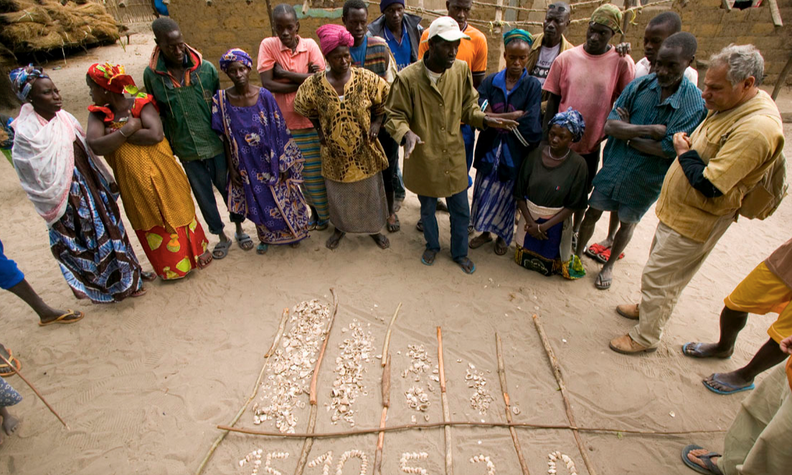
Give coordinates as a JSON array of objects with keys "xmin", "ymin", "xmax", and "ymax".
[{"xmin": 385, "ymin": 17, "xmax": 517, "ymax": 274}]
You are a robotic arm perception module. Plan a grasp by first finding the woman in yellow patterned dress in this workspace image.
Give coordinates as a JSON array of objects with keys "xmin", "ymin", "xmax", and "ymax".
[
  {"xmin": 84, "ymin": 63, "xmax": 212, "ymax": 280},
  {"xmin": 294, "ymin": 24, "xmax": 391, "ymax": 250}
]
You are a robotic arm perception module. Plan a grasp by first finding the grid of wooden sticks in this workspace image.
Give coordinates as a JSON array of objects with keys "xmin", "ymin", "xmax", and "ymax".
[{"xmin": 196, "ymin": 290, "xmax": 725, "ymax": 475}]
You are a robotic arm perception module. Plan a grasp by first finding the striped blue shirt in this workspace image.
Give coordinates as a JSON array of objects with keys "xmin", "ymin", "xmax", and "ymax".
[{"xmin": 593, "ymin": 74, "xmax": 707, "ymax": 209}]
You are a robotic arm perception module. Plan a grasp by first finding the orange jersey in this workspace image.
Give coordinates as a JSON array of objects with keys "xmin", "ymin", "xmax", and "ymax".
[{"xmin": 418, "ymin": 23, "xmax": 488, "ymax": 73}]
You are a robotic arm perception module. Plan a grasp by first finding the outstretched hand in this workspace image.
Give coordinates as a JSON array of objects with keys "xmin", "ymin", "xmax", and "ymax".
[
  {"xmin": 486, "ymin": 117, "xmax": 519, "ymax": 131},
  {"xmin": 615, "ymin": 42, "xmax": 632, "ymax": 57},
  {"xmin": 403, "ymin": 131, "xmax": 423, "ymax": 160}
]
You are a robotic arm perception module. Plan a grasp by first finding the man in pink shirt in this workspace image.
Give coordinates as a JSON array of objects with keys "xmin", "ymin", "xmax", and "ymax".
[
  {"xmin": 543, "ymin": 3, "xmax": 635, "ymax": 234},
  {"xmin": 257, "ymin": 4, "xmax": 329, "ymax": 229}
]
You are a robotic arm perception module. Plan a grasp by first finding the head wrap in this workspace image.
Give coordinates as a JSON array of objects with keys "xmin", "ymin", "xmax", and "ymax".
[
  {"xmin": 590, "ymin": 3, "xmax": 623, "ymax": 34},
  {"xmin": 87, "ymin": 63, "xmax": 140, "ymax": 95},
  {"xmin": 220, "ymin": 48, "xmax": 253, "ymax": 72},
  {"xmin": 380, "ymin": 0, "xmax": 404, "ymax": 13},
  {"xmin": 503, "ymin": 29, "xmax": 533, "ymax": 47},
  {"xmin": 316, "ymin": 24, "xmax": 355, "ymax": 56},
  {"xmin": 9, "ymin": 65, "xmax": 49, "ymax": 102},
  {"xmin": 549, "ymin": 107, "xmax": 586, "ymax": 143}
]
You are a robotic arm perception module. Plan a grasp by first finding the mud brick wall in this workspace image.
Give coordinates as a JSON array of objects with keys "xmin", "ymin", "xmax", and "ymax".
[
  {"xmin": 545, "ymin": 0, "xmax": 791, "ymax": 87},
  {"xmin": 168, "ymin": 0, "xmax": 383, "ymax": 87}
]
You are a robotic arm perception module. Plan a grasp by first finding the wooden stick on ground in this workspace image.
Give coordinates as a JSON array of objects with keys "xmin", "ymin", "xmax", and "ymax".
[
  {"xmin": 381, "ymin": 303, "xmax": 402, "ymax": 367},
  {"xmin": 195, "ymin": 308, "xmax": 291, "ymax": 475},
  {"xmin": 0, "ymin": 353, "xmax": 68, "ymax": 430},
  {"xmin": 532, "ymin": 314, "xmax": 597, "ymax": 475},
  {"xmin": 437, "ymin": 327, "xmax": 454, "ymax": 475},
  {"xmin": 495, "ymin": 333, "xmax": 530, "ymax": 475},
  {"xmin": 373, "ymin": 355, "xmax": 391, "ymax": 475},
  {"xmin": 218, "ymin": 420, "xmax": 727, "ymax": 438},
  {"xmin": 294, "ymin": 289, "xmax": 339, "ymax": 475}
]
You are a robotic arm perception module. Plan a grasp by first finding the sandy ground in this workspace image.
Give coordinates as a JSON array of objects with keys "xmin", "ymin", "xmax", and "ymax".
[{"xmin": 1, "ymin": 35, "xmax": 792, "ymax": 475}]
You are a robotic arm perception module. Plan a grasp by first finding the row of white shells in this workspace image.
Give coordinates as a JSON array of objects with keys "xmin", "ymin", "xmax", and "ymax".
[
  {"xmin": 548, "ymin": 451, "xmax": 578, "ymax": 475},
  {"xmin": 327, "ymin": 320, "xmax": 375, "ymax": 426},
  {"xmin": 469, "ymin": 454, "xmax": 497, "ymax": 475}
]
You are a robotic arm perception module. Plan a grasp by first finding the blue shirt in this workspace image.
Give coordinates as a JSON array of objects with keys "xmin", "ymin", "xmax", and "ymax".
[
  {"xmin": 349, "ymin": 37, "xmax": 368, "ymax": 69},
  {"xmin": 592, "ymin": 74, "xmax": 707, "ymax": 208},
  {"xmin": 383, "ymin": 22, "xmax": 412, "ymax": 70}
]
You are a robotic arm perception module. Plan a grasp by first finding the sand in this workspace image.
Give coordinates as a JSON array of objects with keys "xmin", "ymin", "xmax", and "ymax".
[{"xmin": 1, "ymin": 35, "xmax": 791, "ymax": 475}]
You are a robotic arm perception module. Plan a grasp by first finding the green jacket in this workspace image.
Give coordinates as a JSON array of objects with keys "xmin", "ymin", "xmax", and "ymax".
[{"xmin": 143, "ymin": 47, "xmax": 224, "ymax": 162}]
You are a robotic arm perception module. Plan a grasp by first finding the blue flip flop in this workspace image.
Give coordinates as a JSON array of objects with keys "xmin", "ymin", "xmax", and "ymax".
[
  {"xmin": 702, "ymin": 374, "xmax": 755, "ymax": 395},
  {"xmin": 681, "ymin": 445, "xmax": 723, "ymax": 474},
  {"xmin": 421, "ymin": 250, "xmax": 437, "ymax": 266},
  {"xmin": 454, "ymin": 257, "xmax": 476, "ymax": 275}
]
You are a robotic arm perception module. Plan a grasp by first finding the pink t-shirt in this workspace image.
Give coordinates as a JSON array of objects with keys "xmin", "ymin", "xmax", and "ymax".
[
  {"xmin": 543, "ymin": 45, "xmax": 635, "ymax": 155},
  {"xmin": 257, "ymin": 36, "xmax": 325, "ymax": 131}
]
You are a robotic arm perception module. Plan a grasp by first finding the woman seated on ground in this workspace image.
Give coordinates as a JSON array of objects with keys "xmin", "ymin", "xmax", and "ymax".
[
  {"xmin": 470, "ymin": 29, "xmax": 542, "ymax": 256},
  {"xmin": 211, "ymin": 49, "xmax": 310, "ymax": 255},
  {"xmin": 514, "ymin": 108, "xmax": 588, "ymax": 279},
  {"xmin": 85, "ymin": 63, "xmax": 213, "ymax": 280},
  {"xmin": 294, "ymin": 24, "xmax": 391, "ymax": 251},
  {"xmin": 10, "ymin": 66, "xmax": 149, "ymax": 303}
]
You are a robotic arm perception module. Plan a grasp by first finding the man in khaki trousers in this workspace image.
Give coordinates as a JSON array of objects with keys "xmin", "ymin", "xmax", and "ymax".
[{"xmin": 610, "ymin": 44, "xmax": 785, "ymax": 355}]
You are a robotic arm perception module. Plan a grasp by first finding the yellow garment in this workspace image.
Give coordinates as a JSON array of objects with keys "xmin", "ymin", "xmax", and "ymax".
[
  {"xmin": 105, "ymin": 131, "xmax": 196, "ymax": 233},
  {"xmin": 725, "ymin": 261, "xmax": 792, "ymax": 344},
  {"xmin": 293, "ymin": 67, "xmax": 389, "ymax": 183},
  {"xmin": 385, "ymin": 60, "xmax": 487, "ymax": 198},
  {"xmin": 656, "ymin": 90, "xmax": 784, "ymax": 243}
]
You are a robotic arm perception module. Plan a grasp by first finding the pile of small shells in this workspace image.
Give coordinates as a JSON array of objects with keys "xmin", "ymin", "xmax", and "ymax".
[
  {"xmin": 465, "ymin": 364, "xmax": 494, "ymax": 415},
  {"xmin": 399, "ymin": 452, "xmax": 428, "ymax": 475},
  {"xmin": 548, "ymin": 452, "xmax": 578, "ymax": 475},
  {"xmin": 327, "ymin": 320, "xmax": 375, "ymax": 426},
  {"xmin": 238, "ymin": 450, "xmax": 289, "ymax": 475},
  {"xmin": 402, "ymin": 345, "xmax": 436, "ymax": 418},
  {"xmin": 254, "ymin": 300, "xmax": 330, "ymax": 433},
  {"xmin": 469, "ymin": 454, "xmax": 496, "ymax": 475}
]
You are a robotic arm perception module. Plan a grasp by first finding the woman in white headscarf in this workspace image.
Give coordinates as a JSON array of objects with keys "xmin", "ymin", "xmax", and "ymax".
[{"xmin": 10, "ymin": 66, "xmax": 151, "ymax": 303}]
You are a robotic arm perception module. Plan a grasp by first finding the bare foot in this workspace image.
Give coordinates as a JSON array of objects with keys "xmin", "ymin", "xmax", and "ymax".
[
  {"xmin": 370, "ymin": 233, "xmax": 390, "ymax": 250},
  {"xmin": 325, "ymin": 229, "xmax": 345, "ymax": 250},
  {"xmin": 682, "ymin": 342, "xmax": 734, "ymax": 359},
  {"xmin": 686, "ymin": 448, "xmax": 720, "ymax": 472},
  {"xmin": 1, "ymin": 412, "xmax": 19, "ymax": 437},
  {"xmin": 596, "ymin": 237, "xmax": 614, "ymax": 249},
  {"xmin": 197, "ymin": 251, "xmax": 213, "ymax": 269}
]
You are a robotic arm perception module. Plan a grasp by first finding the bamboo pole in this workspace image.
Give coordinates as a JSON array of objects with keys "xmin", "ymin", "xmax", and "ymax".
[
  {"xmin": 0, "ymin": 354, "xmax": 68, "ymax": 430},
  {"xmin": 772, "ymin": 55, "xmax": 792, "ymax": 101},
  {"xmin": 294, "ymin": 289, "xmax": 339, "ymax": 475},
  {"xmin": 437, "ymin": 327, "xmax": 453, "ymax": 475},
  {"xmin": 721, "ymin": 0, "xmax": 732, "ymax": 12},
  {"xmin": 217, "ymin": 420, "xmax": 726, "ymax": 438},
  {"xmin": 381, "ymin": 303, "xmax": 402, "ymax": 368},
  {"xmin": 195, "ymin": 308, "xmax": 291, "ymax": 475},
  {"xmin": 768, "ymin": 0, "xmax": 783, "ymax": 27},
  {"xmin": 373, "ymin": 355, "xmax": 391, "ymax": 475},
  {"xmin": 495, "ymin": 334, "xmax": 530, "ymax": 475},
  {"xmin": 532, "ymin": 314, "xmax": 597, "ymax": 475}
]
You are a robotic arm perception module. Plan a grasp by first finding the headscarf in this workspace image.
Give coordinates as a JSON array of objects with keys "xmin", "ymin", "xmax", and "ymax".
[
  {"xmin": 220, "ymin": 48, "xmax": 253, "ymax": 72},
  {"xmin": 549, "ymin": 107, "xmax": 586, "ymax": 143},
  {"xmin": 9, "ymin": 65, "xmax": 49, "ymax": 102},
  {"xmin": 316, "ymin": 24, "xmax": 355, "ymax": 57},
  {"xmin": 87, "ymin": 63, "xmax": 146, "ymax": 121},
  {"xmin": 590, "ymin": 3, "xmax": 623, "ymax": 35},
  {"xmin": 87, "ymin": 63, "xmax": 140, "ymax": 95},
  {"xmin": 503, "ymin": 29, "xmax": 533, "ymax": 47}
]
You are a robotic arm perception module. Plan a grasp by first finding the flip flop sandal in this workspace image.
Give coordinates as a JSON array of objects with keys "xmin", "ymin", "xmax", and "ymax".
[
  {"xmin": 38, "ymin": 310, "xmax": 84, "ymax": 327},
  {"xmin": 141, "ymin": 271, "xmax": 157, "ymax": 282},
  {"xmin": 599, "ymin": 248, "xmax": 625, "ymax": 262},
  {"xmin": 212, "ymin": 239, "xmax": 232, "ymax": 259},
  {"xmin": 681, "ymin": 445, "xmax": 724, "ymax": 475},
  {"xmin": 315, "ymin": 220, "xmax": 329, "ymax": 231},
  {"xmin": 257, "ymin": 243, "xmax": 269, "ymax": 255},
  {"xmin": 235, "ymin": 232, "xmax": 254, "ymax": 251},
  {"xmin": 131, "ymin": 287, "xmax": 148, "ymax": 298},
  {"xmin": 421, "ymin": 249, "xmax": 437, "ymax": 266},
  {"xmin": 386, "ymin": 214, "xmax": 401, "ymax": 233},
  {"xmin": 682, "ymin": 342, "xmax": 732, "ymax": 359},
  {"xmin": 469, "ymin": 234, "xmax": 493, "ymax": 249},
  {"xmin": 584, "ymin": 244, "xmax": 609, "ymax": 264},
  {"xmin": 595, "ymin": 273, "xmax": 612, "ymax": 290},
  {"xmin": 702, "ymin": 375, "xmax": 755, "ymax": 395},
  {"xmin": 0, "ymin": 350, "xmax": 22, "ymax": 377},
  {"xmin": 371, "ymin": 234, "xmax": 390, "ymax": 249},
  {"xmin": 455, "ymin": 257, "xmax": 476, "ymax": 275},
  {"xmin": 494, "ymin": 240, "xmax": 508, "ymax": 256},
  {"xmin": 197, "ymin": 252, "xmax": 213, "ymax": 269}
]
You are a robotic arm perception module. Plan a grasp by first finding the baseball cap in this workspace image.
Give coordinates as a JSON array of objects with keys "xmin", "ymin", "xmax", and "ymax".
[{"xmin": 427, "ymin": 16, "xmax": 471, "ymax": 42}]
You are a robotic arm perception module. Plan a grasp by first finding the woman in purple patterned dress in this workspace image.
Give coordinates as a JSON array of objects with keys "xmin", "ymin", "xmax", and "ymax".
[{"xmin": 211, "ymin": 48, "xmax": 310, "ymax": 254}]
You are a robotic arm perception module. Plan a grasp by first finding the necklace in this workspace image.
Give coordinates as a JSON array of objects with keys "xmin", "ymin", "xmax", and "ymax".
[{"xmin": 546, "ymin": 146, "xmax": 570, "ymax": 161}]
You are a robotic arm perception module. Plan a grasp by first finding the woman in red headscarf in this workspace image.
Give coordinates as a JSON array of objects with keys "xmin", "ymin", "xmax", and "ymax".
[{"xmin": 85, "ymin": 63, "xmax": 213, "ymax": 280}]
